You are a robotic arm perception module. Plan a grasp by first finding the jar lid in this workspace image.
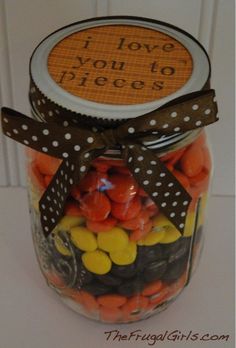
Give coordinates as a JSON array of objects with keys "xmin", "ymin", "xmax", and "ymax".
[{"xmin": 29, "ymin": 16, "xmax": 210, "ymax": 147}]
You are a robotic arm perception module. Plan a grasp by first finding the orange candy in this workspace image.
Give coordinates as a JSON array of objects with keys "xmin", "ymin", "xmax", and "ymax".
[
  {"xmin": 144, "ymin": 198, "xmax": 159, "ymax": 213},
  {"xmin": 202, "ymin": 146, "xmax": 212, "ymax": 172},
  {"xmin": 130, "ymin": 220, "xmax": 153, "ymax": 241},
  {"xmin": 29, "ymin": 162, "xmax": 46, "ymax": 191},
  {"xmin": 138, "ymin": 187, "xmax": 149, "ymax": 197},
  {"xmin": 79, "ymin": 171, "xmax": 108, "ymax": 192},
  {"xmin": 165, "ymin": 162, "xmax": 174, "ymax": 172},
  {"xmin": 25, "ymin": 148, "xmax": 37, "ymax": 159},
  {"xmin": 192, "ymin": 131, "xmax": 206, "ymax": 148},
  {"xmin": 189, "ymin": 185, "xmax": 208, "ymax": 199},
  {"xmin": 189, "ymin": 168, "xmax": 209, "ymax": 188},
  {"xmin": 62, "ymin": 287, "xmax": 80, "ymax": 299},
  {"xmin": 168, "ymin": 148, "xmax": 186, "ymax": 166},
  {"xmin": 173, "ymin": 170, "xmax": 190, "ymax": 191},
  {"xmin": 64, "ymin": 202, "xmax": 83, "ymax": 216},
  {"xmin": 71, "ymin": 186, "xmax": 81, "ymax": 200},
  {"xmin": 111, "ymin": 196, "xmax": 141, "ymax": 221},
  {"xmin": 35, "ymin": 152, "xmax": 61, "ymax": 176},
  {"xmin": 122, "ymin": 295, "xmax": 149, "ymax": 321},
  {"xmin": 80, "ymin": 191, "xmax": 111, "ymax": 221},
  {"xmin": 107, "ymin": 174, "xmax": 138, "ymax": 203},
  {"xmin": 147, "ymin": 207, "xmax": 159, "ymax": 218},
  {"xmin": 149, "ymin": 285, "xmax": 170, "ymax": 305},
  {"xmin": 97, "ymin": 294, "xmax": 127, "ymax": 308},
  {"xmin": 44, "ymin": 175, "xmax": 53, "ymax": 187},
  {"xmin": 180, "ymin": 144, "xmax": 204, "ymax": 177},
  {"xmin": 160, "ymin": 147, "xmax": 186, "ymax": 163},
  {"xmin": 145, "ymin": 202, "xmax": 159, "ymax": 217},
  {"xmin": 73, "ymin": 290, "xmax": 99, "ymax": 312},
  {"xmin": 142, "ymin": 280, "xmax": 163, "ymax": 296},
  {"xmin": 100, "ymin": 306, "xmax": 123, "ymax": 322},
  {"xmin": 45, "ymin": 272, "xmax": 65, "ymax": 289},
  {"xmin": 120, "ymin": 210, "xmax": 150, "ymax": 230},
  {"xmin": 86, "ymin": 216, "xmax": 117, "ymax": 233},
  {"xmin": 189, "ymin": 168, "xmax": 210, "ymax": 198},
  {"xmin": 188, "ymin": 197, "xmax": 198, "ymax": 211}
]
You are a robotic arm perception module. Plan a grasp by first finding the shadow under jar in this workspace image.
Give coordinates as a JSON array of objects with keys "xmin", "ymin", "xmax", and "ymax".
[{"xmin": 27, "ymin": 16, "xmax": 214, "ymax": 323}]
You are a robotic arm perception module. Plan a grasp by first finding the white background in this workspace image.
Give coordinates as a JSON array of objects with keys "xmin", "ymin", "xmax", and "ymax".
[{"xmin": 0, "ymin": 0, "xmax": 235, "ymax": 195}]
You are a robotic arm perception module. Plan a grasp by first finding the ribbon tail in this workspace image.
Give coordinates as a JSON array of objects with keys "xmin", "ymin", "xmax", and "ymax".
[
  {"xmin": 116, "ymin": 89, "xmax": 218, "ymax": 136},
  {"xmin": 1, "ymin": 107, "xmax": 100, "ymax": 159},
  {"xmin": 1, "ymin": 108, "xmax": 63, "ymax": 156},
  {"xmin": 121, "ymin": 144, "xmax": 192, "ymax": 234},
  {"xmin": 39, "ymin": 159, "xmax": 78, "ymax": 237}
]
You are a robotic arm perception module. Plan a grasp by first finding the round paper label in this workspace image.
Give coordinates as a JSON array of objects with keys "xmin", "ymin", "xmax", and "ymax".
[{"xmin": 48, "ymin": 25, "xmax": 193, "ymax": 105}]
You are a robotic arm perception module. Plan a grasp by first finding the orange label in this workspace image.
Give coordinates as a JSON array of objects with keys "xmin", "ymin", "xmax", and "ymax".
[{"xmin": 48, "ymin": 25, "xmax": 193, "ymax": 105}]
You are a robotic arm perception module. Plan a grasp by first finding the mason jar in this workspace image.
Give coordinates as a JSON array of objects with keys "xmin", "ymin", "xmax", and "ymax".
[{"xmin": 23, "ymin": 16, "xmax": 214, "ymax": 323}]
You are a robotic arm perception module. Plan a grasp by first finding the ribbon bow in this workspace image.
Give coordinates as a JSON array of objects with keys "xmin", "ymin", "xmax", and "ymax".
[{"xmin": 1, "ymin": 89, "xmax": 218, "ymax": 237}]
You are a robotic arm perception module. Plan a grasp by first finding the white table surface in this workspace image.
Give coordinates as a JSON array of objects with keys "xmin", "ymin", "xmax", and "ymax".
[{"xmin": 0, "ymin": 188, "xmax": 234, "ymax": 348}]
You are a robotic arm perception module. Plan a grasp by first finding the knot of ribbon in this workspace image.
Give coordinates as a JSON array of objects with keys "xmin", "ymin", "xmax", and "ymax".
[
  {"xmin": 100, "ymin": 129, "xmax": 120, "ymax": 147},
  {"xmin": 1, "ymin": 89, "xmax": 218, "ymax": 237}
]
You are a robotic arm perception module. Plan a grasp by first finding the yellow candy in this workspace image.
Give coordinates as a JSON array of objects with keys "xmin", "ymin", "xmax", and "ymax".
[
  {"xmin": 110, "ymin": 241, "xmax": 137, "ymax": 265},
  {"xmin": 70, "ymin": 227, "xmax": 97, "ymax": 251},
  {"xmin": 58, "ymin": 216, "xmax": 84, "ymax": 231},
  {"xmin": 30, "ymin": 186, "xmax": 40, "ymax": 212},
  {"xmin": 54, "ymin": 234, "xmax": 72, "ymax": 256},
  {"xmin": 198, "ymin": 193, "xmax": 208, "ymax": 227},
  {"xmin": 29, "ymin": 181, "xmax": 41, "ymax": 197},
  {"xmin": 152, "ymin": 214, "xmax": 181, "ymax": 243},
  {"xmin": 183, "ymin": 213, "xmax": 196, "ymax": 237},
  {"xmin": 159, "ymin": 226, "xmax": 181, "ymax": 244},
  {"xmin": 153, "ymin": 214, "xmax": 175, "ymax": 230},
  {"xmin": 138, "ymin": 229, "xmax": 166, "ymax": 246},
  {"xmin": 82, "ymin": 250, "xmax": 111, "ymax": 274},
  {"xmin": 32, "ymin": 198, "xmax": 39, "ymax": 213},
  {"xmin": 97, "ymin": 227, "xmax": 129, "ymax": 252}
]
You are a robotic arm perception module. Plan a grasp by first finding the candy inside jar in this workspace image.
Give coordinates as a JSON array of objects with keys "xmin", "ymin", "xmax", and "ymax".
[{"xmin": 28, "ymin": 130, "xmax": 211, "ymax": 323}]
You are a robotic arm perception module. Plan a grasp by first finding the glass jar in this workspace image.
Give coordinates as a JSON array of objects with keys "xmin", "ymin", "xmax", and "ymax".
[
  {"xmin": 27, "ymin": 126, "xmax": 212, "ymax": 323},
  {"xmin": 20, "ymin": 16, "xmax": 216, "ymax": 323}
]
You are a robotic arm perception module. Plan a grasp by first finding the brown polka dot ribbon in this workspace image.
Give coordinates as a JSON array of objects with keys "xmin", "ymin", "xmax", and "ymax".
[{"xmin": 1, "ymin": 89, "xmax": 218, "ymax": 237}]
